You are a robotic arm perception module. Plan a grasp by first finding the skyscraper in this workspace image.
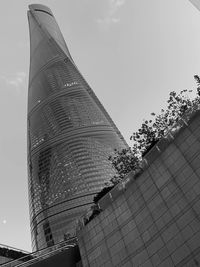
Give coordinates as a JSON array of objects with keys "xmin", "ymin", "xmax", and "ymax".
[{"xmin": 27, "ymin": 4, "xmax": 128, "ymax": 251}]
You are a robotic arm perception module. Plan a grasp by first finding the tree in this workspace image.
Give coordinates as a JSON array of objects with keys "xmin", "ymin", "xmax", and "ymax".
[
  {"xmin": 109, "ymin": 76, "xmax": 200, "ymax": 184},
  {"xmin": 108, "ymin": 146, "xmax": 142, "ymax": 182},
  {"xmin": 94, "ymin": 76, "xmax": 200, "ymax": 205}
]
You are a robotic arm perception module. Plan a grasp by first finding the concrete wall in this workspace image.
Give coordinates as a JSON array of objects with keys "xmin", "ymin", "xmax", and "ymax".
[{"xmin": 77, "ymin": 111, "xmax": 200, "ymax": 267}]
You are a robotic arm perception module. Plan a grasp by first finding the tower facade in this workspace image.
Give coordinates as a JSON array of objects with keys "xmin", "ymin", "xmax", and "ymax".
[{"xmin": 27, "ymin": 4, "xmax": 128, "ymax": 251}]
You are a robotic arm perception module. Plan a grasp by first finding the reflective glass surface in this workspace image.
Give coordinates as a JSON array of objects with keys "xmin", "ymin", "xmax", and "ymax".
[{"xmin": 28, "ymin": 4, "xmax": 128, "ymax": 250}]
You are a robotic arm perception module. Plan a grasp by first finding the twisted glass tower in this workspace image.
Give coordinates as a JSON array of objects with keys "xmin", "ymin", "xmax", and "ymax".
[{"xmin": 27, "ymin": 4, "xmax": 128, "ymax": 250}]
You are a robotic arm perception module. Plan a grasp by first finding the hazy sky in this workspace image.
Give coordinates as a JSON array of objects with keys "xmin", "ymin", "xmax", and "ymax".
[{"xmin": 0, "ymin": 0, "xmax": 200, "ymax": 252}]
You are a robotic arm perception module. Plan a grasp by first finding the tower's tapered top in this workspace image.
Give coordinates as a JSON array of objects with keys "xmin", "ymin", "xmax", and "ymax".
[
  {"xmin": 28, "ymin": 3, "xmax": 71, "ymax": 61},
  {"xmin": 27, "ymin": 3, "xmax": 74, "ymax": 112},
  {"xmin": 28, "ymin": 4, "xmax": 54, "ymax": 16}
]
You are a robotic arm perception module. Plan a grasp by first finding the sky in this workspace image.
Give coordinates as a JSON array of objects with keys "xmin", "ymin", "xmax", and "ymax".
[{"xmin": 0, "ymin": 0, "xmax": 200, "ymax": 252}]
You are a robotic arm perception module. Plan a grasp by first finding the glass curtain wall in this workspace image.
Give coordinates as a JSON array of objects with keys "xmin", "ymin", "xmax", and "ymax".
[{"xmin": 27, "ymin": 4, "xmax": 128, "ymax": 250}]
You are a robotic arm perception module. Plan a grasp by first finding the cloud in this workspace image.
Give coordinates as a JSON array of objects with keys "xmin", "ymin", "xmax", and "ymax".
[
  {"xmin": 97, "ymin": 0, "xmax": 126, "ymax": 29},
  {"xmin": 97, "ymin": 17, "xmax": 120, "ymax": 25},
  {"xmin": 0, "ymin": 72, "xmax": 27, "ymax": 93}
]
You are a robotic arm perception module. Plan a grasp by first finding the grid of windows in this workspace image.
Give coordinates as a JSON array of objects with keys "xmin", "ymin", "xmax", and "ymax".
[
  {"xmin": 29, "ymin": 90, "xmax": 110, "ymax": 149},
  {"xmin": 29, "ymin": 134, "xmax": 122, "ymax": 217},
  {"xmin": 27, "ymin": 4, "xmax": 128, "ymax": 251}
]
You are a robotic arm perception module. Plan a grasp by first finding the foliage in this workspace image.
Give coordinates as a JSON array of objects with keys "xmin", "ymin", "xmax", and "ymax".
[
  {"xmin": 108, "ymin": 147, "xmax": 142, "ymax": 182},
  {"xmin": 109, "ymin": 76, "xmax": 200, "ymax": 182},
  {"xmin": 93, "ymin": 76, "xmax": 200, "ymax": 205},
  {"xmin": 194, "ymin": 75, "xmax": 200, "ymax": 96},
  {"xmin": 131, "ymin": 88, "xmax": 200, "ymax": 153}
]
